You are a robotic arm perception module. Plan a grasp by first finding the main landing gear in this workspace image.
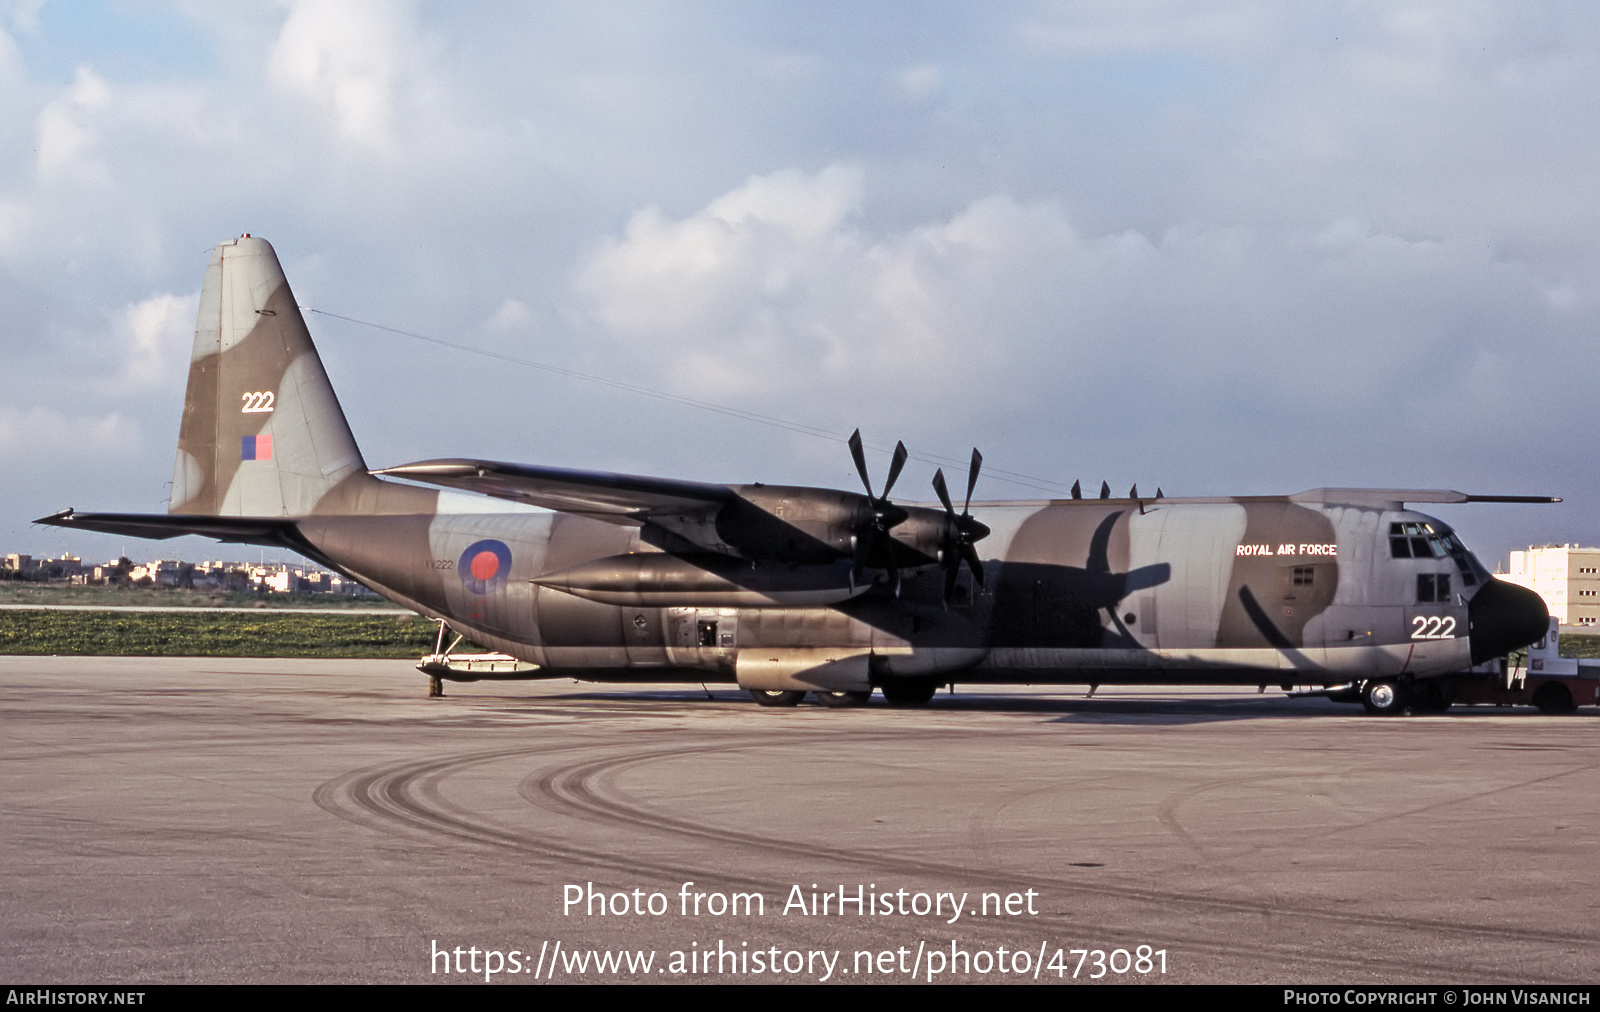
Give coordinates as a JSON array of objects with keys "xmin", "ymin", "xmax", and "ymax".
[
  {"xmin": 815, "ymin": 690, "xmax": 872, "ymax": 708},
  {"xmin": 743, "ymin": 682, "xmax": 944, "ymax": 708},
  {"xmin": 748, "ymin": 689, "xmax": 807, "ymax": 707}
]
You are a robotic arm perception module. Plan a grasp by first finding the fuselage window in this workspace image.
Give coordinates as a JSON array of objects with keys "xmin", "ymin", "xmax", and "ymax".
[{"xmin": 1292, "ymin": 566, "xmax": 1314, "ymax": 586}]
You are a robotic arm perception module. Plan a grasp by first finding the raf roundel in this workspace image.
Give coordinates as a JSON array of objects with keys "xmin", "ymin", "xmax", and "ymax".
[{"xmin": 458, "ymin": 539, "xmax": 512, "ymax": 595}]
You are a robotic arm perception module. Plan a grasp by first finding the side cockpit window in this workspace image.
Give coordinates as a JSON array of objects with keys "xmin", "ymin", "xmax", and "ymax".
[
  {"xmin": 1417, "ymin": 573, "xmax": 1452, "ymax": 603},
  {"xmin": 1390, "ymin": 522, "xmax": 1480, "ymax": 587}
]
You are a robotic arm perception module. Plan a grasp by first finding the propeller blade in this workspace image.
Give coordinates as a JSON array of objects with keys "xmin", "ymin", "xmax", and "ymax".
[
  {"xmin": 851, "ymin": 531, "xmax": 872, "ymax": 583},
  {"xmin": 964, "ymin": 448, "xmax": 983, "ymax": 512},
  {"xmin": 1071, "ymin": 480, "xmax": 1082, "ymax": 499},
  {"xmin": 1099, "ymin": 481, "xmax": 1110, "ymax": 499},
  {"xmin": 1156, "ymin": 487, "xmax": 1164, "ymax": 499},
  {"xmin": 1129, "ymin": 483, "xmax": 1138, "ymax": 499},
  {"xmin": 883, "ymin": 441, "xmax": 908, "ymax": 499},
  {"xmin": 848, "ymin": 429, "xmax": 873, "ymax": 499},
  {"xmin": 961, "ymin": 542, "xmax": 986, "ymax": 588},
  {"xmin": 932, "ymin": 468, "xmax": 954, "ymax": 514}
]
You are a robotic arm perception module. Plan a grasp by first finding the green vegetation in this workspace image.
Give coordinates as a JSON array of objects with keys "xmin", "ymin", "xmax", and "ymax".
[
  {"xmin": 1559, "ymin": 634, "xmax": 1600, "ymax": 659},
  {"xmin": 0, "ymin": 609, "xmax": 442, "ymax": 657},
  {"xmin": 0, "ymin": 583, "xmax": 406, "ymax": 610}
]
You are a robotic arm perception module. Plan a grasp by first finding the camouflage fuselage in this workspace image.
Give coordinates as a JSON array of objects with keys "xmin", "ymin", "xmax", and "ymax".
[{"xmin": 299, "ymin": 487, "xmax": 1482, "ymax": 688}]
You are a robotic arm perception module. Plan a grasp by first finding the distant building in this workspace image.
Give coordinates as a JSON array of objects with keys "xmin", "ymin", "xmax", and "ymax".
[
  {"xmin": 2, "ymin": 549, "xmax": 376, "ymax": 598},
  {"xmin": 1501, "ymin": 545, "xmax": 1600, "ymax": 628},
  {"xmin": 34, "ymin": 556, "xmax": 86, "ymax": 580}
]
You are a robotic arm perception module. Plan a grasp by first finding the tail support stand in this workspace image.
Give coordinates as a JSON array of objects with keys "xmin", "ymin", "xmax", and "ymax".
[{"xmin": 427, "ymin": 618, "xmax": 460, "ymax": 698}]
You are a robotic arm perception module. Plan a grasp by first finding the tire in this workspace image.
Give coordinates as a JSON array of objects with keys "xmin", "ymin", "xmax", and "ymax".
[
  {"xmin": 1532, "ymin": 682, "xmax": 1576, "ymax": 715},
  {"xmin": 814, "ymin": 690, "xmax": 872, "ymax": 707},
  {"xmin": 879, "ymin": 679, "xmax": 939, "ymax": 707},
  {"xmin": 748, "ymin": 689, "xmax": 805, "ymax": 708},
  {"xmin": 1361, "ymin": 679, "xmax": 1408, "ymax": 716}
]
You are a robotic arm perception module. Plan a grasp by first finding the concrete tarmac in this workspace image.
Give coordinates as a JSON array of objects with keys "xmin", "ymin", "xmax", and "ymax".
[{"xmin": 2, "ymin": 656, "xmax": 1596, "ymax": 985}]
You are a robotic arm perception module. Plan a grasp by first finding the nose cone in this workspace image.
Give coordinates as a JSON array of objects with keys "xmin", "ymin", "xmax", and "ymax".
[{"xmin": 1468, "ymin": 578, "xmax": 1550, "ymax": 664}]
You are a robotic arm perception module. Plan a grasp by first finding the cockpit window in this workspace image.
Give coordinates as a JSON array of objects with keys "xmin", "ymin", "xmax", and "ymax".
[
  {"xmin": 1417, "ymin": 573, "xmax": 1452, "ymax": 603},
  {"xmin": 1390, "ymin": 521, "xmax": 1482, "ymax": 587}
]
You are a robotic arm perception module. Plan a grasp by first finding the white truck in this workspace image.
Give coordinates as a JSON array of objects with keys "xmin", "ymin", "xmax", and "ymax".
[{"xmin": 1443, "ymin": 617, "xmax": 1600, "ymax": 714}]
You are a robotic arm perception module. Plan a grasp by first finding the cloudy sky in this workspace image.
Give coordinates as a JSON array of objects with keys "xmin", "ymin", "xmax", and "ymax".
[{"xmin": 4, "ymin": 1, "xmax": 1598, "ymax": 566}]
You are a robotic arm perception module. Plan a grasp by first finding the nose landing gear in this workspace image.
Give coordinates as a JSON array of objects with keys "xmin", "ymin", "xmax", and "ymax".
[{"xmin": 1361, "ymin": 679, "xmax": 1408, "ymax": 716}]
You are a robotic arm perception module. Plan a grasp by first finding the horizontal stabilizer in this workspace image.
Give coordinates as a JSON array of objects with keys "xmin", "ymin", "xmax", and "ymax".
[
  {"xmin": 375, "ymin": 458, "xmax": 736, "ymax": 522},
  {"xmin": 34, "ymin": 509, "xmax": 301, "ymax": 546}
]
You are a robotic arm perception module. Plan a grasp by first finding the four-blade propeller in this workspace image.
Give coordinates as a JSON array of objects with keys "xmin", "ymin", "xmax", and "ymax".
[
  {"xmin": 848, "ymin": 429, "xmax": 911, "ymax": 590},
  {"xmin": 849, "ymin": 430, "xmax": 991, "ymax": 602},
  {"xmin": 931, "ymin": 448, "xmax": 991, "ymax": 601}
]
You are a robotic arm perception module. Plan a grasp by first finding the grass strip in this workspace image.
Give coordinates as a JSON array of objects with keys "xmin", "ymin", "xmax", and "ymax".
[{"xmin": 0, "ymin": 609, "xmax": 442, "ymax": 658}]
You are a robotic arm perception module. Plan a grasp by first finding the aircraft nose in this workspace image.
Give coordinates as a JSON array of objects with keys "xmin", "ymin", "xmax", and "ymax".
[{"xmin": 1467, "ymin": 577, "xmax": 1549, "ymax": 664}]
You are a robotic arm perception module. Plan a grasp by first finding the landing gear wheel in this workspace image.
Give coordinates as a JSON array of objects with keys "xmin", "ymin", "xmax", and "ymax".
[
  {"xmin": 1533, "ymin": 682, "xmax": 1576, "ymax": 715},
  {"xmin": 428, "ymin": 675, "xmax": 444, "ymax": 698},
  {"xmin": 815, "ymin": 690, "xmax": 872, "ymax": 707},
  {"xmin": 879, "ymin": 680, "xmax": 939, "ymax": 707},
  {"xmin": 748, "ymin": 689, "xmax": 806, "ymax": 707},
  {"xmin": 1361, "ymin": 679, "xmax": 1408, "ymax": 716}
]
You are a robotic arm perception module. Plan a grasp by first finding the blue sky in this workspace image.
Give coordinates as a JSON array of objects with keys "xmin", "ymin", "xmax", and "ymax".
[{"xmin": 4, "ymin": 1, "xmax": 1599, "ymax": 566}]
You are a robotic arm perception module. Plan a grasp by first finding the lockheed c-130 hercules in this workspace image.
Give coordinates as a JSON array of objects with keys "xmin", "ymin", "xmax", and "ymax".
[{"xmin": 39, "ymin": 235, "xmax": 1556, "ymax": 715}]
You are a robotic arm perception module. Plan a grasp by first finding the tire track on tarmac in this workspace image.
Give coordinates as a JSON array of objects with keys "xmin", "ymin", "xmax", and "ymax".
[
  {"xmin": 312, "ymin": 732, "xmax": 1594, "ymax": 981},
  {"xmin": 514, "ymin": 734, "xmax": 1598, "ymax": 981}
]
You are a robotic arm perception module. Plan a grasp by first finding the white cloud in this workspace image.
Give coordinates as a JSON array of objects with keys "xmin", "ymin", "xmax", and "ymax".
[
  {"xmin": 35, "ymin": 65, "xmax": 111, "ymax": 184},
  {"xmin": 575, "ymin": 166, "xmax": 1569, "ymax": 444},
  {"xmin": 268, "ymin": 0, "xmax": 429, "ymax": 150},
  {"xmin": 113, "ymin": 292, "xmax": 198, "ymax": 388}
]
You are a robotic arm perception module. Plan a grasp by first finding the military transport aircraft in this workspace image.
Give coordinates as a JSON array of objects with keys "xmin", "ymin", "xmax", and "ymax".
[{"xmin": 38, "ymin": 236, "xmax": 1555, "ymax": 715}]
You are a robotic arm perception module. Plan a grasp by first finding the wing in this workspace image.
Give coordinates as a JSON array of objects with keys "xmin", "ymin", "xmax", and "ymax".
[{"xmin": 375, "ymin": 458, "xmax": 738, "ymax": 524}]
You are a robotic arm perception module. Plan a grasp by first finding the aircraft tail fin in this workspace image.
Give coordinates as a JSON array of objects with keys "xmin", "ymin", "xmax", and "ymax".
[{"xmin": 170, "ymin": 235, "xmax": 369, "ymax": 517}]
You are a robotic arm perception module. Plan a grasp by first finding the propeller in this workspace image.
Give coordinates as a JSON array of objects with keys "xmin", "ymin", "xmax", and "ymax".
[
  {"xmin": 932, "ymin": 447, "xmax": 991, "ymax": 602},
  {"xmin": 848, "ymin": 429, "xmax": 910, "ymax": 589}
]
